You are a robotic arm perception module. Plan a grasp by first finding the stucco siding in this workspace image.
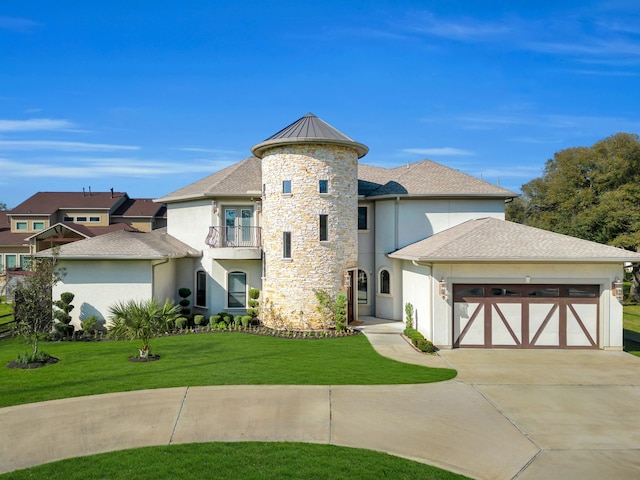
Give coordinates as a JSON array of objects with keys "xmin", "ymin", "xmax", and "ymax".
[
  {"xmin": 54, "ymin": 260, "xmax": 153, "ymax": 330},
  {"xmin": 166, "ymin": 200, "xmax": 213, "ymax": 249}
]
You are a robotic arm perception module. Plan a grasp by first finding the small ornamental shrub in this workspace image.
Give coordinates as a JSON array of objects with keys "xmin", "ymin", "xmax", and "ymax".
[
  {"xmin": 405, "ymin": 302, "xmax": 414, "ymax": 330},
  {"xmin": 234, "ymin": 315, "xmax": 243, "ymax": 326},
  {"xmin": 247, "ymin": 288, "xmax": 260, "ymax": 319},
  {"xmin": 165, "ymin": 318, "xmax": 175, "ymax": 331},
  {"xmin": 216, "ymin": 321, "xmax": 228, "ymax": 329},
  {"xmin": 209, "ymin": 315, "xmax": 221, "ymax": 325},
  {"xmin": 175, "ymin": 317, "xmax": 188, "ymax": 330},
  {"xmin": 178, "ymin": 288, "xmax": 192, "ymax": 315},
  {"xmin": 404, "ymin": 327, "xmax": 436, "ymax": 353},
  {"xmin": 241, "ymin": 315, "xmax": 251, "ymax": 327},
  {"xmin": 194, "ymin": 314, "xmax": 205, "ymax": 326},
  {"xmin": 335, "ymin": 294, "xmax": 347, "ymax": 331},
  {"xmin": 81, "ymin": 315, "xmax": 99, "ymax": 335},
  {"xmin": 53, "ymin": 291, "xmax": 75, "ymax": 338}
]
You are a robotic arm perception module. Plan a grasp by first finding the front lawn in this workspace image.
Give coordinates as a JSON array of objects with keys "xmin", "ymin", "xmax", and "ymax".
[
  {"xmin": 623, "ymin": 303, "xmax": 640, "ymax": 334},
  {"xmin": 0, "ymin": 442, "xmax": 469, "ymax": 480},
  {"xmin": 0, "ymin": 332, "xmax": 456, "ymax": 407}
]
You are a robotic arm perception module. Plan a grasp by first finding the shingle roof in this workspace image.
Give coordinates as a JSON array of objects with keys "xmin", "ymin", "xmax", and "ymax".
[
  {"xmin": 157, "ymin": 157, "xmax": 514, "ymax": 203},
  {"xmin": 389, "ymin": 217, "xmax": 640, "ymax": 263},
  {"xmin": 156, "ymin": 157, "xmax": 263, "ymax": 203},
  {"xmin": 10, "ymin": 191, "xmax": 127, "ymax": 215},
  {"xmin": 37, "ymin": 228, "xmax": 201, "ymax": 260},
  {"xmin": 251, "ymin": 113, "xmax": 369, "ymax": 158},
  {"xmin": 358, "ymin": 160, "xmax": 516, "ymax": 197},
  {"xmin": 25, "ymin": 222, "xmax": 139, "ymax": 241},
  {"xmin": 0, "ymin": 211, "xmax": 29, "ymax": 247},
  {"xmin": 112, "ymin": 198, "xmax": 164, "ymax": 217}
]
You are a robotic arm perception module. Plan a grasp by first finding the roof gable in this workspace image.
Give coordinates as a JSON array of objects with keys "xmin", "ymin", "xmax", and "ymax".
[{"xmin": 389, "ymin": 217, "xmax": 640, "ymax": 263}]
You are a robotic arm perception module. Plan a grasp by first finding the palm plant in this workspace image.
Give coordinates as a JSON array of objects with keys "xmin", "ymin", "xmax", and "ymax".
[{"xmin": 108, "ymin": 299, "xmax": 180, "ymax": 358}]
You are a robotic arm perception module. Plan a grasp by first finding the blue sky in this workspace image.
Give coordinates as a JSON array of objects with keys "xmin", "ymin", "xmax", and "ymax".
[{"xmin": 1, "ymin": 1, "xmax": 639, "ymax": 208}]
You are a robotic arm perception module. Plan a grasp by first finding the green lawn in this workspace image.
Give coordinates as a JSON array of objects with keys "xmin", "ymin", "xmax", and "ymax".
[
  {"xmin": 0, "ymin": 442, "xmax": 469, "ymax": 480},
  {"xmin": 0, "ymin": 332, "xmax": 456, "ymax": 407},
  {"xmin": 0, "ymin": 302, "xmax": 13, "ymax": 322},
  {"xmin": 623, "ymin": 303, "xmax": 640, "ymax": 334}
]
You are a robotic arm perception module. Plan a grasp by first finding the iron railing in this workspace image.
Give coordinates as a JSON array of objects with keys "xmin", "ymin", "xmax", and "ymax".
[{"xmin": 205, "ymin": 226, "xmax": 262, "ymax": 248}]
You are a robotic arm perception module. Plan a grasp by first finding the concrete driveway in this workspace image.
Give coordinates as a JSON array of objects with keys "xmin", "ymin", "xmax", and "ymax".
[{"xmin": 1, "ymin": 328, "xmax": 640, "ymax": 479}]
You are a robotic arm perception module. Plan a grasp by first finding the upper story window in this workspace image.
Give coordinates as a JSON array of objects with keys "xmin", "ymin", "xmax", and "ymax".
[
  {"xmin": 33, "ymin": 221, "xmax": 45, "ymax": 231},
  {"xmin": 282, "ymin": 180, "xmax": 292, "ymax": 194},
  {"xmin": 89, "ymin": 216, "xmax": 100, "ymax": 222},
  {"xmin": 358, "ymin": 206, "xmax": 368, "ymax": 230},
  {"xmin": 19, "ymin": 255, "xmax": 31, "ymax": 270},
  {"xmin": 15, "ymin": 222, "xmax": 27, "ymax": 231},
  {"xmin": 379, "ymin": 269, "xmax": 390, "ymax": 294},
  {"xmin": 319, "ymin": 179, "xmax": 328, "ymax": 194},
  {"xmin": 319, "ymin": 214, "xmax": 328, "ymax": 241},
  {"xmin": 5, "ymin": 254, "xmax": 16, "ymax": 269},
  {"xmin": 283, "ymin": 231, "xmax": 292, "ymax": 259},
  {"xmin": 76, "ymin": 216, "xmax": 87, "ymax": 222},
  {"xmin": 63, "ymin": 216, "xmax": 73, "ymax": 222}
]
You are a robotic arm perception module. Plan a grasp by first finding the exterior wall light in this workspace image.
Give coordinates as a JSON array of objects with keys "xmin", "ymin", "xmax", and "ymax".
[
  {"xmin": 212, "ymin": 200, "xmax": 218, "ymax": 214},
  {"xmin": 439, "ymin": 276, "xmax": 448, "ymax": 300},
  {"xmin": 343, "ymin": 271, "xmax": 351, "ymax": 288},
  {"xmin": 612, "ymin": 277, "xmax": 624, "ymax": 302}
]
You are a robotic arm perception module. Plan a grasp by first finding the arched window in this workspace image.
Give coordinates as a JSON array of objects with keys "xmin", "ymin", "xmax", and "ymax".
[
  {"xmin": 195, "ymin": 271, "xmax": 207, "ymax": 307},
  {"xmin": 357, "ymin": 269, "xmax": 368, "ymax": 304},
  {"xmin": 379, "ymin": 269, "xmax": 390, "ymax": 294},
  {"xmin": 228, "ymin": 271, "xmax": 247, "ymax": 308}
]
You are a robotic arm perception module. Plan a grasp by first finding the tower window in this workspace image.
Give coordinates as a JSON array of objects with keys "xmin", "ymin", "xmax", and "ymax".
[
  {"xmin": 319, "ymin": 214, "xmax": 328, "ymax": 241},
  {"xmin": 283, "ymin": 231, "xmax": 292, "ymax": 258},
  {"xmin": 319, "ymin": 179, "xmax": 328, "ymax": 194},
  {"xmin": 282, "ymin": 180, "xmax": 291, "ymax": 194}
]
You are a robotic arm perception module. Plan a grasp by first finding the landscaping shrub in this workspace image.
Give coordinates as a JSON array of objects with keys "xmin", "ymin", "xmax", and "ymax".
[
  {"xmin": 404, "ymin": 327, "xmax": 436, "ymax": 353},
  {"xmin": 178, "ymin": 288, "xmax": 192, "ymax": 315},
  {"xmin": 234, "ymin": 315, "xmax": 243, "ymax": 326},
  {"xmin": 209, "ymin": 315, "xmax": 221, "ymax": 325},
  {"xmin": 53, "ymin": 291, "xmax": 75, "ymax": 338},
  {"xmin": 405, "ymin": 302, "xmax": 414, "ymax": 330},
  {"xmin": 241, "ymin": 315, "xmax": 251, "ymax": 327},
  {"xmin": 194, "ymin": 314, "xmax": 205, "ymax": 326},
  {"xmin": 247, "ymin": 288, "xmax": 260, "ymax": 319},
  {"xmin": 216, "ymin": 321, "xmax": 228, "ymax": 329},
  {"xmin": 175, "ymin": 317, "xmax": 188, "ymax": 330}
]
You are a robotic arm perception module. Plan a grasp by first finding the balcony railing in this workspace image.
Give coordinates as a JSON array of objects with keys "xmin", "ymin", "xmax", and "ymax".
[{"xmin": 206, "ymin": 226, "xmax": 262, "ymax": 249}]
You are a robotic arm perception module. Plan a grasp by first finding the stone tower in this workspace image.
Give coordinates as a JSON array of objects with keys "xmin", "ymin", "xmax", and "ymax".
[{"xmin": 251, "ymin": 113, "xmax": 368, "ymax": 328}]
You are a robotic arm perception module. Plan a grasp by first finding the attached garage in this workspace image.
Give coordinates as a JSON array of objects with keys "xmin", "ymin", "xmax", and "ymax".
[
  {"xmin": 453, "ymin": 284, "xmax": 599, "ymax": 349},
  {"xmin": 389, "ymin": 218, "xmax": 640, "ymax": 351}
]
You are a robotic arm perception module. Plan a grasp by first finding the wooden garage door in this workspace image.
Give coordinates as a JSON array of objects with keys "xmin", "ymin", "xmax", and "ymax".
[{"xmin": 453, "ymin": 284, "xmax": 599, "ymax": 349}]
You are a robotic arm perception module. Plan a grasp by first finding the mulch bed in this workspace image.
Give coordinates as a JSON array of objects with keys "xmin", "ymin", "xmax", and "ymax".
[
  {"xmin": 128, "ymin": 355, "xmax": 160, "ymax": 362},
  {"xmin": 6, "ymin": 357, "xmax": 60, "ymax": 370}
]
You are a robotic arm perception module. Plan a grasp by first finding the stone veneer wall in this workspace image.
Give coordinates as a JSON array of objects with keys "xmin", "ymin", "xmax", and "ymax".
[{"xmin": 261, "ymin": 144, "xmax": 358, "ymax": 329}]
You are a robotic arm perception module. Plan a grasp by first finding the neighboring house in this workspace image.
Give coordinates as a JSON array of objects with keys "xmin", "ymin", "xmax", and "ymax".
[{"xmin": 45, "ymin": 113, "xmax": 640, "ymax": 349}]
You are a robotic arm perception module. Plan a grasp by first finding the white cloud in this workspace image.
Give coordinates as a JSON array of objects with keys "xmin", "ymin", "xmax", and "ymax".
[
  {"xmin": 402, "ymin": 147, "xmax": 474, "ymax": 156},
  {"xmin": 0, "ymin": 118, "xmax": 75, "ymax": 132},
  {"xmin": 405, "ymin": 11, "xmax": 509, "ymax": 41},
  {"xmin": 178, "ymin": 147, "xmax": 244, "ymax": 155},
  {"xmin": 0, "ymin": 140, "xmax": 140, "ymax": 151}
]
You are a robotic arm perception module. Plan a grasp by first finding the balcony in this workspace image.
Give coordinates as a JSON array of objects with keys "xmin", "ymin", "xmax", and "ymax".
[{"xmin": 205, "ymin": 226, "xmax": 262, "ymax": 260}]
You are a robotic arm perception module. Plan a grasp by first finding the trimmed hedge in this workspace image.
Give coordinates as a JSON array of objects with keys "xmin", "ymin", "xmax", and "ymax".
[{"xmin": 404, "ymin": 327, "xmax": 436, "ymax": 353}]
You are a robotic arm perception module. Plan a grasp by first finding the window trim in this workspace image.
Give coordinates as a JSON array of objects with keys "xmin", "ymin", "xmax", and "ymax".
[
  {"xmin": 195, "ymin": 270, "xmax": 207, "ymax": 307},
  {"xmin": 227, "ymin": 271, "xmax": 247, "ymax": 309},
  {"xmin": 283, "ymin": 231, "xmax": 292, "ymax": 259},
  {"xmin": 319, "ymin": 214, "xmax": 328, "ymax": 242},
  {"xmin": 358, "ymin": 206, "xmax": 368, "ymax": 231},
  {"xmin": 379, "ymin": 268, "xmax": 391, "ymax": 295}
]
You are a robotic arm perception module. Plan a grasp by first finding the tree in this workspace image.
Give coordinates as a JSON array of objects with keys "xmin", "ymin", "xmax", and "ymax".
[
  {"xmin": 108, "ymin": 299, "xmax": 180, "ymax": 359},
  {"xmin": 506, "ymin": 132, "xmax": 640, "ymax": 300},
  {"xmin": 53, "ymin": 291, "xmax": 75, "ymax": 338},
  {"xmin": 0, "ymin": 202, "xmax": 7, "ymax": 211},
  {"xmin": 12, "ymin": 253, "xmax": 64, "ymax": 363}
]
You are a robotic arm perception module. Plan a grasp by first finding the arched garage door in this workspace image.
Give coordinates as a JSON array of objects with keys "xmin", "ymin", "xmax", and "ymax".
[{"xmin": 453, "ymin": 284, "xmax": 599, "ymax": 349}]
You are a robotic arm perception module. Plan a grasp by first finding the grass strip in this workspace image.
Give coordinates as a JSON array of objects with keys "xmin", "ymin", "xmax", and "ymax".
[{"xmin": 0, "ymin": 442, "xmax": 469, "ymax": 480}]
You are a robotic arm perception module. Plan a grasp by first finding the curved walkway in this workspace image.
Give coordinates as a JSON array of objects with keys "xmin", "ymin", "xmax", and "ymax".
[{"xmin": 2, "ymin": 318, "xmax": 640, "ymax": 479}]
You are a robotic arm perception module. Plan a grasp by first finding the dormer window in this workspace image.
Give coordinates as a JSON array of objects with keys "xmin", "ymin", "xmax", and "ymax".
[{"xmin": 15, "ymin": 222, "xmax": 27, "ymax": 231}]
